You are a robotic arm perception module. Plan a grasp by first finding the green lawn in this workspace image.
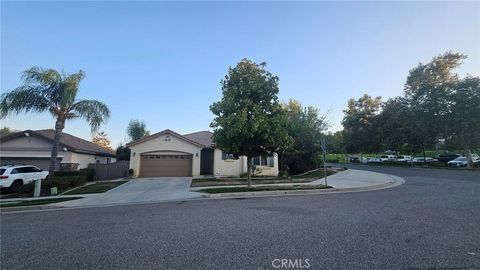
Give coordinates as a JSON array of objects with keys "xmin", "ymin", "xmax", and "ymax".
[
  {"xmin": 199, "ymin": 184, "xmax": 332, "ymax": 194},
  {"xmin": 0, "ymin": 197, "xmax": 82, "ymax": 208},
  {"xmin": 291, "ymin": 169, "xmax": 337, "ymax": 179},
  {"xmin": 63, "ymin": 181, "xmax": 128, "ymax": 195},
  {"xmin": 191, "ymin": 169, "xmax": 337, "ymax": 187}
]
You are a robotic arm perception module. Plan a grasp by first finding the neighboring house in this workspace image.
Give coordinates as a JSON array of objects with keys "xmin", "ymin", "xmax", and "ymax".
[
  {"xmin": 0, "ymin": 129, "xmax": 116, "ymax": 171},
  {"xmin": 126, "ymin": 129, "xmax": 278, "ymax": 178}
]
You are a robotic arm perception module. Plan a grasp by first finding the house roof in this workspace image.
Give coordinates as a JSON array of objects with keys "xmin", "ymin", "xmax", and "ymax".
[
  {"xmin": 0, "ymin": 129, "xmax": 116, "ymax": 157},
  {"xmin": 183, "ymin": 131, "xmax": 214, "ymax": 147},
  {"xmin": 126, "ymin": 129, "xmax": 207, "ymax": 148}
]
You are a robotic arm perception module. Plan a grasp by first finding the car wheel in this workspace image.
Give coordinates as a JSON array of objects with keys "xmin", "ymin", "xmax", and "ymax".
[{"xmin": 10, "ymin": 180, "xmax": 23, "ymax": 193}]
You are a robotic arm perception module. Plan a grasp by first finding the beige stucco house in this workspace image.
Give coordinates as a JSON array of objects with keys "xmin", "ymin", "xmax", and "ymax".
[
  {"xmin": 0, "ymin": 129, "xmax": 116, "ymax": 171},
  {"xmin": 126, "ymin": 129, "xmax": 279, "ymax": 178}
]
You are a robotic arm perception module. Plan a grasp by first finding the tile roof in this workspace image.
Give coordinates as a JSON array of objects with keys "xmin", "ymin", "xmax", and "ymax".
[
  {"xmin": 1, "ymin": 129, "xmax": 116, "ymax": 157},
  {"xmin": 183, "ymin": 131, "xmax": 214, "ymax": 147}
]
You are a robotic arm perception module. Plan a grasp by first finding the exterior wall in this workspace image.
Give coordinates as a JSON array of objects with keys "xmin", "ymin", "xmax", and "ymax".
[
  {"xmin": 252, "ymin": 154, "xmax": 279, "ymax": 176},
  {"xmin": 129, "ymin": 134, "xmax": 203, "ymax": 177},
  {"xmin": 67, "ymin": 152, "xmax": 116, "ymax": 169},
  {"xmin": 213, "ymin": 149, "xmax": 244, "ymax": 177},
  {"xmin": 213, "ymin": 149, "xmax": 279, "ymax": 177}
]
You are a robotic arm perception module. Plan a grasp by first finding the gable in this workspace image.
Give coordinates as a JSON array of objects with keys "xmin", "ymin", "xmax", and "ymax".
[
  {"xmin": 127, "ymin": 129, "xmax": 204, "ymax": 148},
  {"xmin": 129, "ymin": 131, "xmax": 203, "ymax": 155},
  {"xmin": 1, "ymin": 135, "xmax": 54, "ymax": 150}
]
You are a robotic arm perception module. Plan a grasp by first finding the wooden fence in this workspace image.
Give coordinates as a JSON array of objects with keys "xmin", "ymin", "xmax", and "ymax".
[{"xmin": 88, "ymin": 160, "xmax": 130, "ymax": 181}]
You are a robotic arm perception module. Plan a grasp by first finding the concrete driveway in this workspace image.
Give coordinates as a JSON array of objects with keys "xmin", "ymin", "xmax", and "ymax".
[{"xmin": 55, "ymin": 177, "xmax": 206, "ymax": 207}]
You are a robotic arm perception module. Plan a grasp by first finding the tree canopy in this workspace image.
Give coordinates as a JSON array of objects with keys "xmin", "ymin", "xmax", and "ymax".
[
  {"xmin": 210, "ymin": 59, "xmax": 291, "ymax": 186},
  {"xmin": 92, "ymin": 131, "xmax": 112, "ymax": 150},
  {"xmin": 127, "ymin": 119, "xmax": 150, "ymax": 141},
  {"xmin": 341, "ymin": 94, "xmax": 383, "ymax": 154},
  {"xmin": 279, "ymin": 99, "xmax": 326, "ymax": 174}
]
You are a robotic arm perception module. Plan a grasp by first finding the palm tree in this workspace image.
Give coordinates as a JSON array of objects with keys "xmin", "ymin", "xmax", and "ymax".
[{"xmin": 0, "ymin": 67, "xmax": 111, "ymax": 178}]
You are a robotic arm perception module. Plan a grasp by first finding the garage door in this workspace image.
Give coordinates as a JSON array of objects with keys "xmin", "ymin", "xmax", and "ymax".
[
  {"xmin": 0, "ymin": 158, "xmax": 61, "ymax": 171},
  {"xmin": 139, "ymin": 155, "xmax": 192, "ymax": 177}
]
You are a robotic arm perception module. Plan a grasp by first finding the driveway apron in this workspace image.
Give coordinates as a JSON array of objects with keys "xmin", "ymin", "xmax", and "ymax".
[{"xmin": 54, "ymin": 177, "xmax": 204, "ymax": 207}]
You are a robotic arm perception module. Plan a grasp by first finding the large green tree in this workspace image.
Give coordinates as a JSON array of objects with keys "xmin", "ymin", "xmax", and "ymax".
[
  {"xmin": 404, "ymin": 52, "xmax": 480, "ymax": 166},
  {"xmin": 280, "ymin": 99, "xmax": 326, "ymax": 174},
  {"xmin": 341, "ymin": 94, "xmax": 383, "ymax": 155},
  {"xmin": 404, "ymin": 52, "xmax": 465, "ymax": 154},
  {"xmin": 210, "ymin": 59, "xmax": 291, "ymax": 187},
  {"xmin": 447, "ymin": 76, "xmax": 480, "ymax": 166},
  {"xmin": 0, "ymin": 67, "xmax": 110, "ymax": 177},
  {"xmin": 127, "ymin": 119, "xmax": 150, "ymax": 141}
]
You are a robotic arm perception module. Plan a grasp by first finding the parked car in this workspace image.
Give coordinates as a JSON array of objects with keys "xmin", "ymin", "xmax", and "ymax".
[
  {"xmin": 436, "ymin": 154, "xmax": 461, "ymax": 163},
  {"xmin": 380, "ymin": 155, "xmax": 396, "ymax": 162},
  {"xmin": 412, "ymin": 157, "xmax": 436, "ymax": 163},
  {"xmin": 447, "ymin": 157, "xmax": 468, "ymax": 167},
  {"xmin": 396, "ymin": 155, "xmax": 412, "ymax": 162},
  {"xmin": 0, "ymin": 165, "xmax": 49, "ymax": 192},
  {"xmin": 349, "ymin": 156, "xmax": 361, "ymax": 163},
  {"xmin": 366, "ymin": 157, "xmax": 382, "ymax": 164}
]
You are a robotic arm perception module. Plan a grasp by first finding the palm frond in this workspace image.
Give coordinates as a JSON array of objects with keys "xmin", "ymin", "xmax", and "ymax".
[
  {"xmin": 21, "ymin": 67, "xmax": 62, "ymax": 86},
  {"xmin": 0, "ymin": 86, "xmax": 50, "ymax": 118},
  {"xmin": 70, "ymin": 100, "xmax": 111, "ymax": 133},
  {"xmin": 59, "ymin": 71, "xmax": 85, "ymax": 108},
  {"xmin": 21, "ymin": 67, "xmax": 62, "ymax": 104}
]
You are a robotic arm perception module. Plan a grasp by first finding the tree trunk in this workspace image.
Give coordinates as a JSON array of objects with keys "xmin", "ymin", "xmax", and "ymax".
[
  {"xmin": 465, "ymin": 148, "xmax": 474, "ymax": 168},
  {"xmin": 48, "ymin": 119, "xmax": 64, "ymax": 179},
  {"xmin": 247, "ymin": 156, "xmax": 252, "ymax": 188}
]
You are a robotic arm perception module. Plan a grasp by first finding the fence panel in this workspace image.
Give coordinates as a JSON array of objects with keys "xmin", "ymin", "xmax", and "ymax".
[{"xmin": 88, "ymin": 160, "xmax": 129, "ymax": 181}]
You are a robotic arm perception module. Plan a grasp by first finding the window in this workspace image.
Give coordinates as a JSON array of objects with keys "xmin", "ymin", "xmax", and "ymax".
[
  {"xmin": 0, "ymin": 169, "xmax": 5, "ymax": 175},
  {"xmin": 222, "ymin": 151, "xmax": 239, "ymax": 160},
  {"xmin": 252, "ymin": 156, "xmax": 274, "ymax": 167}
]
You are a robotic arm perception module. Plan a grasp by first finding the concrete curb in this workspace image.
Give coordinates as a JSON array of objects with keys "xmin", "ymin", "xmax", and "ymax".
[{"xmin": 201, "ymin": 173, "xmax": 404, "ymax": 199}]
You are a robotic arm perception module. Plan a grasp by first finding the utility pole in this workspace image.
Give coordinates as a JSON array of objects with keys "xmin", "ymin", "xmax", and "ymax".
[{"xmin": 321, "ymin": 136, "xmax": 328, "ymax": 186}]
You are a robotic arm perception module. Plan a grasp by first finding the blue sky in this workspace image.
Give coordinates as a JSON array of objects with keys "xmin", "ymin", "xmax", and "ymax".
[{"xmin": 1, "ymin": 1, "xmax": 479, "ymax": 147}]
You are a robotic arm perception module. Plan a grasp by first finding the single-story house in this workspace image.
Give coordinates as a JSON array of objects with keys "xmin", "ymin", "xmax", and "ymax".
[
  {"xmin": 126, "ymin": 129, "xmax": 279, "ymax": 178},
  {"xmin": 0, "ymin": 129, "xmax": 116, "ymax": 171}
]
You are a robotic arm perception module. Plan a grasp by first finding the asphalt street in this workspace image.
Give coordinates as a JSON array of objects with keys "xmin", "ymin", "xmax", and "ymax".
[{"xmin": 1, "ymin": 165, "xmax": 479, "ymax": 270}]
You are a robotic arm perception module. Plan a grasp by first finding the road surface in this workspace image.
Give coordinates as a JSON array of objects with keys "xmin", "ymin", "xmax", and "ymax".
[{"xmin": 1, "ymin": 165, "xmax": 479, "ymax": 269}]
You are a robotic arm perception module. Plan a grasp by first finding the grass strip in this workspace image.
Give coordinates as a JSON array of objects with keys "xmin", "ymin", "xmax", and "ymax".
[
  {"xmin": 199, "ymin": 184, "xmax": 332, "ymax": 194},
  {"xmin": 1, "ymin": 197, "xmax": 82, "ymax": 208},
  {"xmin": 63, "ymin": 181, "xmax": 128, "ymax": 195}
]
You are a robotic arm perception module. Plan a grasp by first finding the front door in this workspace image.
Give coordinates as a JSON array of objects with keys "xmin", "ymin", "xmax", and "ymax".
[{"xmin": 200, "ymin": 148, "xmax": 214, "ymax": 175}]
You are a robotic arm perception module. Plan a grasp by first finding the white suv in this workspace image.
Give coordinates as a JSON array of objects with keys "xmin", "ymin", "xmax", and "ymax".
[{"xmin": 0, "ymin": 165, "xmax": 49, "ymax": 192}]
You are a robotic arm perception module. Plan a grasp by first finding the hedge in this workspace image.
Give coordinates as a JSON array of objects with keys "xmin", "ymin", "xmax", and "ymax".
[
  {"xmin": 54, "ymin": 168, "xmax": 95, "ymax": 182},
  {"xmin": 18, "ymin": 175, "xmax": 88, "ymax": 196}
]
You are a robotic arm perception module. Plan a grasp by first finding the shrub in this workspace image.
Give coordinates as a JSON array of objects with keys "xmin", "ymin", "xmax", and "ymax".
[
  {"xmin": 326, "ymin": 159, "xmax": 339, "ymax": 163},
  {"xmin": 17, "ymin": 175, "xmax": 87, "ymax": 196},
  {"xmin": 54, "ymin": 171, "xmax": 84, "ymax": 177},
  {"xmin": 79, "ymin": 168, "xmax": 96, "ymax": 182},
  {"xmin": 278, "ymin": 170, "xmax": 289, "ymax": 178},
  {"xmin": 54, "ymin": 169, "xmax": 95, "ymax": 181}
]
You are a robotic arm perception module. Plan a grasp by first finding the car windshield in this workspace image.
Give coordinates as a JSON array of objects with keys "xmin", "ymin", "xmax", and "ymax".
[
  {"xmin": 453, "ymin": 157, "xmax": 467, "ymax": 161},
  {"xmin": 380, "ymin": 156, "xmax": 388, "ymax": 158}
]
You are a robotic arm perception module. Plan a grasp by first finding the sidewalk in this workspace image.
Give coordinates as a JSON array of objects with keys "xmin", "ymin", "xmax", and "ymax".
[{"xmin": 190, "ymin": 169, "xmax": 399, "ymax": 191}]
